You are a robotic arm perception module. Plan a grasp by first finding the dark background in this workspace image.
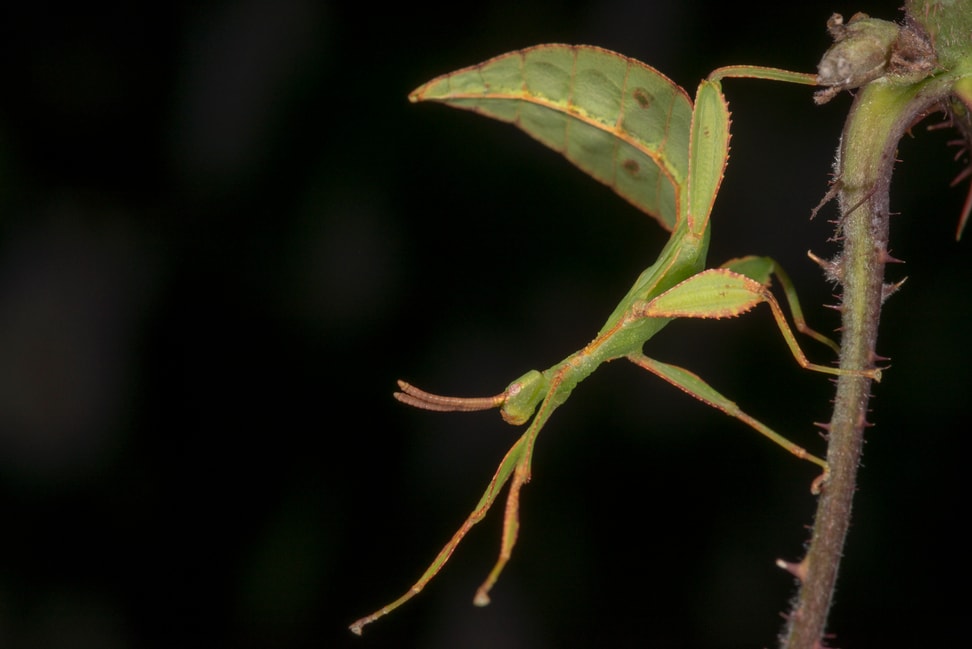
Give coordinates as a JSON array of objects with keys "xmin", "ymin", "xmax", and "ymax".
[{"xmin": 0, "ymin": 1, "xmax": 967, "ymax": 647}]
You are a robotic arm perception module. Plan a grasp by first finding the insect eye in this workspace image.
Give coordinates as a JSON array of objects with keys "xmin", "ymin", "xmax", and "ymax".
[{"xmin": 500, "ymin": 370, "xmax": 547, "ymax": 425}]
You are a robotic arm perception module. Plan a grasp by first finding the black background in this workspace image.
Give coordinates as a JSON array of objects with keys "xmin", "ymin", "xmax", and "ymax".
[{"xmin": 0, "ymin": 1, "xmax": 967, "ymax": 648}]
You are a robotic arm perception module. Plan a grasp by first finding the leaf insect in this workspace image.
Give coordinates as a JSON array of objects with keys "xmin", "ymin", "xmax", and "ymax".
[{"xmin": 350, "ymin": 45, "xmax": 880, "ymax": 635}]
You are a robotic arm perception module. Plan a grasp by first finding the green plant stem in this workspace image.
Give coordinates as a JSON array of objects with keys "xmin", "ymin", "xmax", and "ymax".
[{"xmin": 781, "ymin": 76, "xmax": 953, "ymax": 649}]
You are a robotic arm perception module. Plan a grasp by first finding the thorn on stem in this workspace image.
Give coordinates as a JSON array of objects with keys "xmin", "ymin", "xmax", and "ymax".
[
  {"xmin": 880, "ymin": 250, "xmax": 905, "ymax": 264},
  {"xmin": 810, "ymin": 180, "xmax": 842, "ymax": 220},
  {"xmin": 807, "ymin": 250, "xmax": 844, "ymax": 285},
  {"xmin": 881, "ymin": 277, "xmax": 907, "ymax": 303},
  {"xmin": 776, "ymin": 557, "xmax": 809, "ymax": 583}
]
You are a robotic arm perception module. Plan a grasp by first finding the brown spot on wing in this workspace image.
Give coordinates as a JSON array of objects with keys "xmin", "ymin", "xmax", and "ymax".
[{"xmin": 632, "ymin": 87, "xmax": 653, "ymax": 109}]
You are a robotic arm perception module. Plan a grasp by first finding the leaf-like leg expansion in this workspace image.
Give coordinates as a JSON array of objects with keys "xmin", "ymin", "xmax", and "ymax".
[
  {"xmin": 626, "ymin": 351, "xmax": 829, "ymax": 491},
  {"xmin": 720, "ymin": 256, "xmax": 840, "ymax": 354},
  {"xmin": 349, "ymin": 432, "xmax": 529, "ymax": 635},
  {"xmin": 638, "ymin": 268, "xmax": 881, "ymax": 381}
]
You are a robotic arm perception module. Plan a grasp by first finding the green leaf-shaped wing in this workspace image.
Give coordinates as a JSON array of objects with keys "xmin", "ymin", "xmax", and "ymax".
[{"xmin": 409, "ymin": 44, "xmax": 694, "ymax": 231}]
